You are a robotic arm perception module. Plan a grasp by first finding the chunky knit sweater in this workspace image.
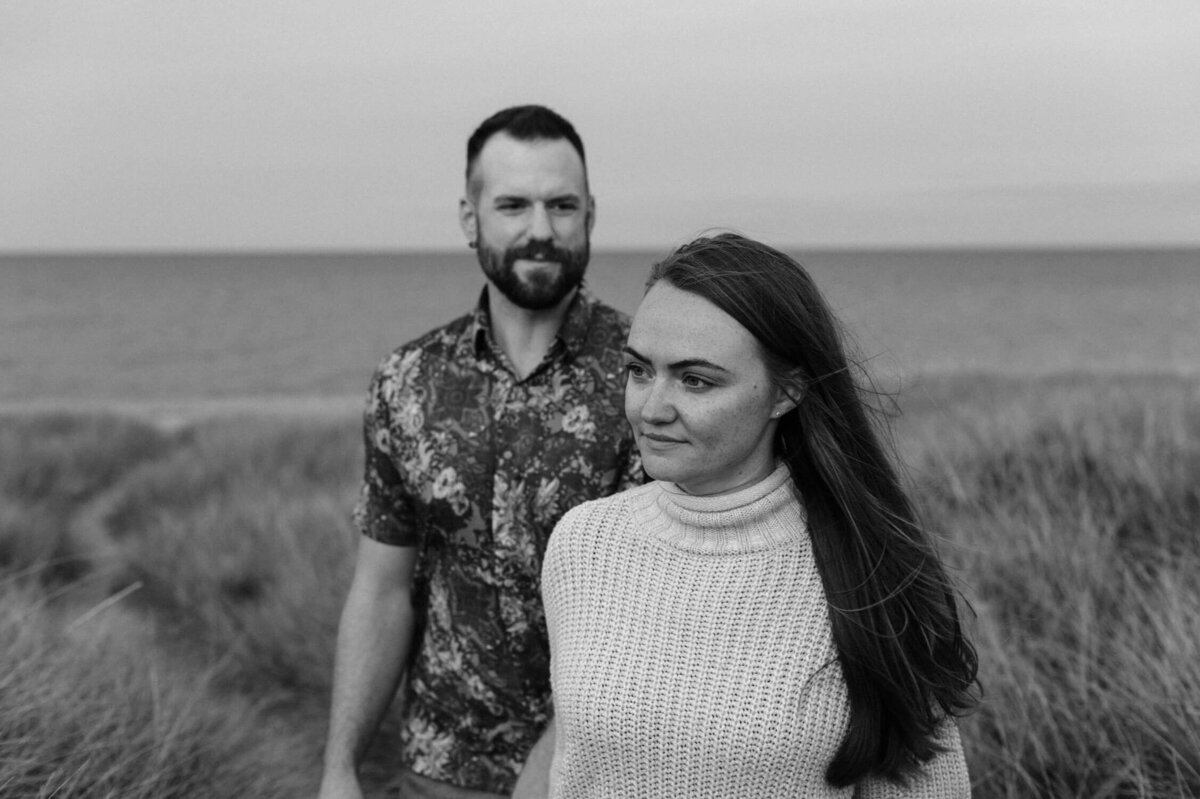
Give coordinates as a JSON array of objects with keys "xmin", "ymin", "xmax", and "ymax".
[{"xmin": 542, "ymin": 465, "xmax": 970, "ymax": 798}]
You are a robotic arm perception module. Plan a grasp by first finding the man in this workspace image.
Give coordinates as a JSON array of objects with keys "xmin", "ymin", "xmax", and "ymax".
[{"xmin": 318, "ymin": 105, "xmax": 641, "ymax": 799}]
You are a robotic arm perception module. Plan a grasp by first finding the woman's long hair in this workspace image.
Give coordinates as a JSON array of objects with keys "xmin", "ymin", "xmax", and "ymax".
[{"xmin": 648, "ymin": 233, "xmax": 979, "ymax": 787}]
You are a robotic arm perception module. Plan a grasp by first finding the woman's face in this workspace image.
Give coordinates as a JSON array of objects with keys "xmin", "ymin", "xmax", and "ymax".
[{"xmin": 623, "ymin": 281, "xmax": 793, "ymax": 496}]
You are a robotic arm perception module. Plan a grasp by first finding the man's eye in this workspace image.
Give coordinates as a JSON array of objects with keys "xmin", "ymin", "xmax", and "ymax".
[
  {"xmin": 681, "ymin": 375, "xmax": 710, "ymax": 389},
  {"xmin": 624, "ymin": 363, "xmax": 648, "ymax": 379}
]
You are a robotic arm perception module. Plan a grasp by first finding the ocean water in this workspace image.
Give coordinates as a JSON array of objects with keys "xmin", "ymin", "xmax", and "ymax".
[{"xmin": 1, "ymin": 249, "xmax": 1198, "ymax": 405}]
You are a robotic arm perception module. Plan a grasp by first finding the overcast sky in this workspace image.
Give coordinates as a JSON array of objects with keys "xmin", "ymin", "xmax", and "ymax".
[{"xmin": 3, "ymin": 1, "xmax": 1198, "ymax": 251}]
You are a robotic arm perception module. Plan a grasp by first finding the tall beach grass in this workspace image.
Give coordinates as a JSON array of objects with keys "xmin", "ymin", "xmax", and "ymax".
[
  {"xmin": 1, "ymin": 375, "xmax": 1197, "ymax": 797},
  {"xmin": 0, "ymin": 414, "xmax": 175, "ymax": 585},
  {"xmin": 906, "ymin": 375, "xmax": 1200, "ymax": 797},
  {"xmin": 96, "ymin": 416, "xmax": 362, "ymax": 696},
  {"xmin": 0, "ymin": 577, "xmax": 318, "ymax": 798}
]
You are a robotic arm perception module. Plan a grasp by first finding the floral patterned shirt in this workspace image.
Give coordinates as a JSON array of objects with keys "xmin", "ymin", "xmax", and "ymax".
[{"xmin": 354, "ymin": 286, "xmax": 642, "ymax": 794}]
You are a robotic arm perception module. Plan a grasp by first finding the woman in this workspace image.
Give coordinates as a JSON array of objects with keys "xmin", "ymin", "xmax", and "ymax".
[{"xmin": 538, "ymin": 233, "xmax": 979, "ymax": 797}]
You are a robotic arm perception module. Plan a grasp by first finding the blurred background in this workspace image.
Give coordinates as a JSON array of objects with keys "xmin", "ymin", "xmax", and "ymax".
[{"xmin": 2, "ymin": 0, "xmax": 1198, "ymax": 408}]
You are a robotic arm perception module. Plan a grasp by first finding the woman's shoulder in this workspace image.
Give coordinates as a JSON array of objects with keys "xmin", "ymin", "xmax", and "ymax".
[
  {"xmin": 558, "ymin": 481, "xmax": 657, "ymax": 529},
  {"xmin": 548, "ymin": 483, "xmax": 659, "ymax": 566},
  {"xmin": 545, "ymin": 484, "xmax": 656, "ymax": 592}
]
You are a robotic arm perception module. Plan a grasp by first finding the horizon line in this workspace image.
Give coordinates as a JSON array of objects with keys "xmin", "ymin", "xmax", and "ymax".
[{"xmin": 4, "ymin": 241, "xmax": 1200, "ymax": 258}]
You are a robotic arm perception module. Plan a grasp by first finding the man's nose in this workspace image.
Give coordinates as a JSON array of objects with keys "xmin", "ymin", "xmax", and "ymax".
[{"xmin": 528, "ymin": 203, "xmax": 553, "ymax": 240}]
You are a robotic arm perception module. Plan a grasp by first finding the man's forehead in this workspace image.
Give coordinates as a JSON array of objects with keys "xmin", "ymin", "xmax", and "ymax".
[{"xmin": 470, "ymin": 134, "xmax": 587, "ymax": 196}]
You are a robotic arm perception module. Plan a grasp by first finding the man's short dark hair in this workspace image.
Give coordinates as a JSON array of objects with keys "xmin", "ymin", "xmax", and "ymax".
[{"xmin": 466, "ymin": 105, "xmax": 587, "ymax": 190}]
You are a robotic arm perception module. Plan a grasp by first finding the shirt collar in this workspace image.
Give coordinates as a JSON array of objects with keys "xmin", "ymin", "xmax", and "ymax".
[{"xmin": 461, "ymin": 284, "xmax": 599, "ymax": 363}]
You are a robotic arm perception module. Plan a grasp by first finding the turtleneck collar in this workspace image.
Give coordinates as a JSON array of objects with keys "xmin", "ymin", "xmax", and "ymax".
[{"xmin": 628, "ymin": 463, "xmax": 807, "ymax": 555}]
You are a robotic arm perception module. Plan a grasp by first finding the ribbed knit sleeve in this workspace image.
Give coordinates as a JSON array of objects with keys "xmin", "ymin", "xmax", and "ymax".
[{"xmin": 855, "ymin": 720, "xmax": 971, "ymax": 798}]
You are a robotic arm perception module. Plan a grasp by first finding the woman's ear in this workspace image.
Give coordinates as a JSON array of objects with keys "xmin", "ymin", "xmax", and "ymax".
[{"xmin": 771, "ymin": 373, "xmax": 806, "ymax": 418}]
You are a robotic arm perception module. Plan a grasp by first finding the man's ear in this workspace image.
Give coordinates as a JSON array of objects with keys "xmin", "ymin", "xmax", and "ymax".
[
  {"xmin": 586, "ymin": 195, "xmax": 597, "ymax": 235},
  {"xmin": 459, "ymin": 197, "xmax": 477, "ymax": 245}
]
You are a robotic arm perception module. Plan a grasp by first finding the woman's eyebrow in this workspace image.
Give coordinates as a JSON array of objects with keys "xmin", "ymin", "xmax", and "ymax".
[{"xmin": 622, "ymin": 345, "xmax": 731, "ymax": 374}]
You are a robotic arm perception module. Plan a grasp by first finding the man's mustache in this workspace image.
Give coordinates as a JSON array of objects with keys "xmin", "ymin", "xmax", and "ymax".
[{"xmin": 505, "ymin": 240, "xmax": 576, "ymax": 265}]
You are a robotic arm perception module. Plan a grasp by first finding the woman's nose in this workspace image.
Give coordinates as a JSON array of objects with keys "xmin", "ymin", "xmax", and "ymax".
[{"xmin": 638, "ymin": 379, "xmax": 675, "ymax": 423}]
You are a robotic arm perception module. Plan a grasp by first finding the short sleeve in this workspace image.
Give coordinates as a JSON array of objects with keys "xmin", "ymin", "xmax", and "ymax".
[{"xmin": 352, "ymin": 362, "xmax": 419, "ymax": 546}]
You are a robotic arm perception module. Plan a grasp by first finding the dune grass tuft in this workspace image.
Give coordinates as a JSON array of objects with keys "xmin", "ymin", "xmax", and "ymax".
[
  {"xmin": 96, "ymin": 416, "xmax": 363, "ymax": 695},
  {"xmin": 0, "ymin": 414, "xmax": 176, "ymax": 584},
  {"xmin": 0, "ymin": 577, "xmax": 322, "ymax": 798}
]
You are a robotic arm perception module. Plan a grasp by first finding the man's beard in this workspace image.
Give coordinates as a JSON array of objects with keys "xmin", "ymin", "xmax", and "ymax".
[{"xmin": 475, "ymin": 237, "xmax": 589, "ymax": 311}]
